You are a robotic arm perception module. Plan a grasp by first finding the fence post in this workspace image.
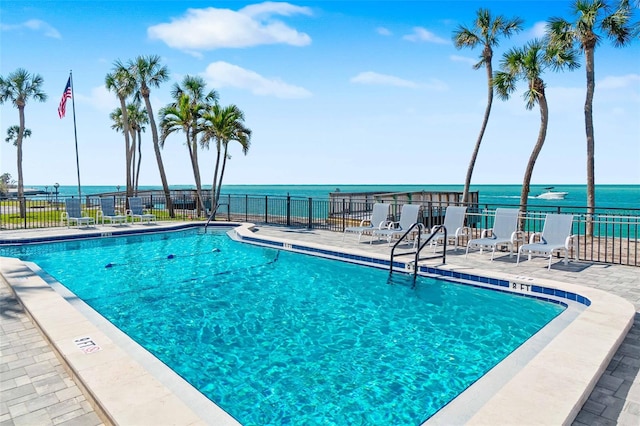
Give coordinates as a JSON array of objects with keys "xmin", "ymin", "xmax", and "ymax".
[
  {"xmin": 308, "ymin": 198, "xmax": 313, "ymax": 229},
  {"xmin": 342, "ymin": 199, "xmax": 346, "ymax": 231},
  {"xmin": 245, "ymin": 195, "xmax": 248, "ymax": 222},
  {"xmin": 287, "ymin": 193, "xmax": 291, "ymax": 226},
  {"xmin": 265, "ymin": 196, "xmax": 268, "ymax": 224},
  {"xmin": 227, "ymin": 194, "xmax": 231, "ymax": 221}
]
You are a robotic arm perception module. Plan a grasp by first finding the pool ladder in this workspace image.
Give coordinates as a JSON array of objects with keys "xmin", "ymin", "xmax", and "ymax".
[{"xmin": 389, "ymin": 223, "xmax": 447, "ymax": 280}]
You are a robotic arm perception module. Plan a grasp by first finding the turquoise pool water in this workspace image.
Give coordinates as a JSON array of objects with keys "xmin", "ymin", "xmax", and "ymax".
[{"xmin": 1, "ymin": 228, "xmax": 565, "ymax": 425}]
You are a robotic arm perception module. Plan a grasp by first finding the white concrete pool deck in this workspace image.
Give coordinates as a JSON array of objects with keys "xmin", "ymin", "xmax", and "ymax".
[{"xmin": 1, "ymin": 221, "xmax": 639, "ymax": 425}]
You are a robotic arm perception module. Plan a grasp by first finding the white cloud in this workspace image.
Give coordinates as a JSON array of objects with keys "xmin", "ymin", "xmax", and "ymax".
[
  {"xmin": 350, "ymin": 71, "xmax": 448, "ymax": 91},
  {"xmin": 403, "ymin": 27, "xmax": 449, "ymax": 44},
  {"xmin": 450, "ymin": 55, "xmax": 476, "ymax": 66},
  {"xmin": 376, "ymin": 27, "xmax": 392, "ymax": 36},
  {"xmin": 597, "ymin": 74, "xmax": 640, "ymax": 90},
  {"xmin": 76, "ymin": 86, "xmax": 119, "ymax": 113},
  {"xmin": 240, "ymin": 2, "xmax": 312, "ymax": 18},
  {"xmin": 1, "ymin": 19, "xmax": 61, "ymax": 39},
  {"xmin": 202, "ymin": 61, "xmax": 312, "ymax": 98},
  {"xmin": 530, "ymin": 21, "xmax": 547, "ymax": 39},
  {"xmin": 351, "ymin": 71, "xmax": 419, "ymax": 88},
  {"xmin": 148, "ymin": 2, "xmax": 312, "ymax": 51}
]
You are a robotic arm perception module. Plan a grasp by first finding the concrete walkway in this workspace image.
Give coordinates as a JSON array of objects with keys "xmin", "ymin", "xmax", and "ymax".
[
  {"xmin": 0, "ymin": 280, "xmax": 104, "ymax": 426},
  {"xmin": 1, "ymin": 223, "xmax": 639, "ymax": 425}
]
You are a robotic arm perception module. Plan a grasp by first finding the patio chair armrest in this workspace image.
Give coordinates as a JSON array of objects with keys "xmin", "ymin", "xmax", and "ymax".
[
  {"xmin": 455, "ymin": 226, "xmax": 470, "ymax": 238},
  {"xmin": 529, "ymin": 232, "xmax": 542, "ymax": 244},
  {"xmin": 565, "ymin": 234, "xmax": 577, "ymax": 249},
  {"xmin": 96, "ymin": 210, "xmax": 104, "ymax": 221},
  {"xmin": 511, "ymin": 230, "xmax": 526, "ymax": 244},
  {"xmin": 126, "ymin": 209, "xmax": 133, "ymax": 216},
  {"xmin": 376, "ymin": 220, "xmax": 393, "ymax": 229},
  {"xmin": 358, "ymin": 219, "xmax": 370, "ymax": 227},
  {"xmin": 480, "ymin": 229, "xmax": 491, "ymax": 239}
]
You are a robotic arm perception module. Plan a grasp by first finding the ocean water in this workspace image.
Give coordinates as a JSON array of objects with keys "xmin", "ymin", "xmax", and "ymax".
[{"xmin": 32, "ymin": 184, "xmax": 639, "ymax": 210}]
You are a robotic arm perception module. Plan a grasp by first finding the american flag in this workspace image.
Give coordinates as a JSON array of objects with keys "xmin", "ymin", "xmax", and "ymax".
[{"xmin": 58, "ymin": 77, "xmax": 72, "ymax": 119}]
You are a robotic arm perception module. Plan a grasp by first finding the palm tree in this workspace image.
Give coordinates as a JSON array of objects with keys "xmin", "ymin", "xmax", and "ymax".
[
  {"xmin": 110, "ymin": 101, "xmax": 148, "ymax": 195},
  {"xmin": 105, "ymin": 61, "xmax": 135, "ymax": 198},
  {"xmin": 201, "ymin": 104, "xmax": 252, "ymax": 216},
  {"xmin": 126, "ymin": 101, "xmax": 148, "ymax": 194},
  {"xmin": 0, "ymin": 68, "xmax": 47, "ymax": 218},
  {"xmin": 493, "ymin": 39, "xmax": 579, "ymax": 215},
  {"xmin": 547, "ymin": 0, "xmax": 634, "ymax": 235},
  {"xmin": 453, "ymin": 9, "xmax": 524, "ymax": 205},
  {"xmin": 5, "ymin": 125, "xmax": 32, "ymax": 146},
  {"xmin": 129, "ymin": 55, "xmax": 174, "ymax": 217},
  {"xmin": 162, "ymin": 75, "xmax": 218, "ymax": 215}
]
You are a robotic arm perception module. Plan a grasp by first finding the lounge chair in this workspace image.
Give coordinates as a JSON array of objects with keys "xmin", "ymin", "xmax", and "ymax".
[
  {"xmin": 343, "ymin": 203, "xmax": 391, "ymax": 242},
  {"xmin": 61, "ymin": 198, "xmax": 95, "ymax": 228},
  {"xmin": 517, "ymin": 213, "xmax": 576, "ymax": 269},
  {"xmin": 127, "ymin": 197, "xmax": 156, "ymax": 224},
  {"xmin": 97, "ymin": 197, "xmax": 127, "ymax": 226},
  {"xmin": 465, "ymin": 208, "xmax": 523, "ymax": 260},
  {"xmin": 415, "ymin": 206, "xmax": 469, "ymax": 251},
  {"xmin": 372, "ymin": 204, "xmax": 421, "ymax": 246}
]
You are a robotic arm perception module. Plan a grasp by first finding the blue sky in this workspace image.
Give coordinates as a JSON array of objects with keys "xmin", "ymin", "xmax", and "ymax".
[{"xmin": 1, "ymin": 0, "xmax": 639, "ymax": 187}]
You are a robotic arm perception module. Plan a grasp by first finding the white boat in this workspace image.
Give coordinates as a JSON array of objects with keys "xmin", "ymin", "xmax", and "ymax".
[{"xmin": 536, "ymin": 187, "xmax": 568, "ymax": 200}]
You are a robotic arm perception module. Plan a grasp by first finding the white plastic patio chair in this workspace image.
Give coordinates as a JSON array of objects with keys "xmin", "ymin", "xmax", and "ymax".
[
  {"xmin": 415, "ymin": 206, "xmax": 469, "ymax": 251},
  {"xmin": 61, "ymin": 198, "xmax": 95, "ymax": 228},
  {"xmin": 372, "ymin": 204, "xmax": 421, "ymax": 246},
  {"xmin": 517, "ymin": 213, "xmax": 576, "ymax": 269},
  {"xmin": 343, "ymin": 203, "xmax": 391, "ymax": 242},
  {"xmin": 97, "ymin": 197, "xmax": 127, "ymax": 226},
  {"xmin": 127, "ymin": 197, "xmax": 156, "ymax": 224},
  {"xmin": 465, "ymin": 208, "xmax": 523, "ymax": 260}
]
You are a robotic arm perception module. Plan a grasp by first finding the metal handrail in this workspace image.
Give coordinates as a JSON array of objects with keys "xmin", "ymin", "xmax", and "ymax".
[
  {"xmin": 389, "ymin": 223, "xmax": 448, "ymax": 279},
  {"xmin": 413, "ymin": 224, "xmax": 447, "ymax": 279}
]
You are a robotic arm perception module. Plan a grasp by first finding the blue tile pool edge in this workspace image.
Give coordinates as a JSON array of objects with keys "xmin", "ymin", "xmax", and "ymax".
[
  {"xmin": 231, "ymin": 228, "xmax": 589, "ymax": 309},
  {"xmin": 0, "ymin": 222, "xmax": 589, "ymax": 309},
  {"xmin": 0, "ymin": 222, "xmax": 237, "ymax": 245}
]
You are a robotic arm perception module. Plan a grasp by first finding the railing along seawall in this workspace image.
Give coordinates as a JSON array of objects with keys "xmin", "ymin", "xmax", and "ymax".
[{"xmin": 1, "ymin": 194, "xmax": 638, "ymax": 266}]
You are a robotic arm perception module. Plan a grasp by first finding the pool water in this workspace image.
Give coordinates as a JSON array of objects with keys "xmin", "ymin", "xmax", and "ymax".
[{"xmin": 2, "ymin": 228, "xmax": 565, "ymax": 425}]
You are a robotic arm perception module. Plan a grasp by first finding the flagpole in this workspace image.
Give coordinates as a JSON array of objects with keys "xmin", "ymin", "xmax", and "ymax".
[{"xmin": 69, "ymin": 70, "xmax": 82, "ymax": 199}]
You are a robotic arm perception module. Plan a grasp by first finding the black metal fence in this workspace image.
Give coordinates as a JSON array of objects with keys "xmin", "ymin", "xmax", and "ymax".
[{"xmin": 1, "ymin": 194, "xmax": 638, "ymax": 266}]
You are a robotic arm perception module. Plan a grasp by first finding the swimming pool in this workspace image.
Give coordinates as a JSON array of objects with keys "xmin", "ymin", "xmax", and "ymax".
[{"xmin": 1, "ymin": 227, "xmax": 568, "ymax": 425}]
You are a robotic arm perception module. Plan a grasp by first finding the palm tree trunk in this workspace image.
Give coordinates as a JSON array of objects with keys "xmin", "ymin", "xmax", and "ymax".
[
  {"xmin": 215, "ymin": 143, "xmax": 229, "ymax": 209},
  {"xmin": 185, "ymin": 133, "xmax": 204, "ymax": 217},
  {"xmin": 129, "ymin": 129, "xmax": 137, "ymax": 193},
  {"xmin": 191, "ymin": 139, "xmax": 206, "ymax": 216},
  {"xmin": 135, "ymin": 129, "xmax": 142, "ymax": 195},
  {"xmin": 17, "ymin": 105, "xmax": 25, "ymax": 218},
  {"xmin": 211, "ymin": 142, "xmax": 222, "ymax": 216},
  {"xmin": 585, "ymin": 47, "xmax": 596, "ymax": 237},
  {"xmin": 462, "ymin": 59, "xmax": 494, "ymax": 205},
  {"xmin": 143, "ymin": 93, "xmax": 174, "ymax": 217},
  {"xmin": 520, "ymin": 93, "xmax": 549, "ymax": 218},
  {"xmin": 119, "ymin": 96, "xmax": 133, "ymax": 199}
]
